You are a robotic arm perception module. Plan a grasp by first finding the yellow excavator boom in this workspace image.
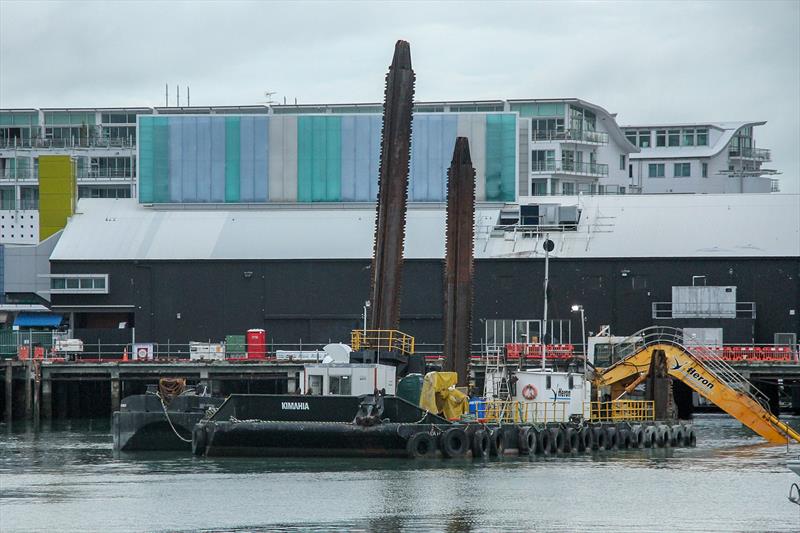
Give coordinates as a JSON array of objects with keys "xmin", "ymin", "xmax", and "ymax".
[{"xmin": 595, "ymin": 342, "xmax": 800, "ymax": 445}]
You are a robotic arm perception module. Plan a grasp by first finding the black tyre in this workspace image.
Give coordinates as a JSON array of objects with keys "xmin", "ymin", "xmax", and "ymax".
[
  {"xmin": 564, "ymin": 427, "xmax": 579, "ymax": 453},
  {"xmin": 618, "ymin": 429, "xmax": 631, "ymax": 450},
  {"xmin": 604, "ymin": 426, "xmax": 618, "ymax": 450},
  {"xmin": 440, "ymin": 427, "xmax": 468, "ymax": 458},
  {"xmin": 672, "ymin": 425, "xmax": 685, "ymax": 447},
  {"xmin": 549, "ymin": 427, "xmax": 565, "ymax": 454},
  {"xmin": 578, "ymin": 427, "xmax": 593, "ymax": 452},
  {"xmin": 406, "ymin": 432, "xmax": 436, "ymax": 459},
  {"xmin": 592, "ymin": 426, "xmax": 606, "ymax": 450},
  {"xmin": 656, "ymin": 425, "xmax": 670, "ymax": 448},
  {"xmin": 490, "ymin": 428, "xmax": 506, "ymax": 457},
  {"xmin": 685, "ymin": 426, "xmax": 697, "ymax": 447},
  {"xmin": 536, "ymin": 427, "xmax": 551, "ymax": 455},
  {"xmin": 471, "ymin": 430, "xmax": 490, "ymax": 458},
  {"xmin": 643, "ymin": 425, "xmax": 657, "ymax": 448},
  {"xmin": 517, "ymin": 427, "xmax": 534, "ymax": 455},
  {"xmin": 630, "ymin": 425, "xmax": 644, "ymax": 448}
]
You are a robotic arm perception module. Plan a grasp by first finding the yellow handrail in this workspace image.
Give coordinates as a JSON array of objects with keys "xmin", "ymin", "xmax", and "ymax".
[
  {"xmin": 471, "ymin": 400, "xmax": 570, "ymax": 424},
  {"xmin": 351, "ymin": 329, "xmax": 416, "ymax": 355},
  {"xmin": 588, "ymin": 400, "xmax": 655, "ymax": 422}
]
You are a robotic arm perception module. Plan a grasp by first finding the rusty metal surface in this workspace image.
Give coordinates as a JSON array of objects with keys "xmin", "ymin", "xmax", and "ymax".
[
  {"xmin": 442, "ymin": 137, "xmax": 476, "ymax": 387},
  {"xmin": 369, "ymin": 40, "xmax": 415, "ymax": 332}
]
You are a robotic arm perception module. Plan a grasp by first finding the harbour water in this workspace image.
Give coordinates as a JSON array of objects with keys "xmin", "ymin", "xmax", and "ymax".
[{"xmin": 1, "ymin": 414, "xmax": 799, "ymax": 532}]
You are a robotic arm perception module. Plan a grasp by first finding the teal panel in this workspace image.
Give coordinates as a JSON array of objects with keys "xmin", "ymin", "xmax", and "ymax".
[
  {"xmin": 138, "ymin": 118, "xmax": 154, "ymax": 202},
  {"xmin": 297, "ymin": 116, "xmax": 341, "ymax": 202},
  {"xmin": 152, "ymin": 117, "xmax": 170, "ymax": 203},
  {"xmin": 485, "ymin": 114, "xmax": 516, "ymax": 202},
  {"xmin": 297, "ymin": 117, "xmax": 313, "ymax": 202},
  {"xmin": 225, "ymin": 117, "xmax": 241, "ymax": 202}
]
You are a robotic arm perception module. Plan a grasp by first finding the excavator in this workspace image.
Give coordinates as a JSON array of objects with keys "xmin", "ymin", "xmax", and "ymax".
[{"xmin": 592, "ymin": 326, "xmax": 800, "ymax": 445}]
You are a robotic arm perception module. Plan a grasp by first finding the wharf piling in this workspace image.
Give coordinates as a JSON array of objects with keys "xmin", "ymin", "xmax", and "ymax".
[{"xmin": 0, "ymin": 360, "xmax": 305, "ymax": 422}]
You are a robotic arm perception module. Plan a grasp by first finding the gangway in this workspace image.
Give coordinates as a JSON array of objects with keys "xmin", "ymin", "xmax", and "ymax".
[{"xmin": 594, "ymin": 327, "xmax": 800, "ymax": 444}]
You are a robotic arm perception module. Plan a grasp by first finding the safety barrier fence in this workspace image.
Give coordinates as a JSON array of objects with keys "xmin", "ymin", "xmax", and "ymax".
[
  {"xmin": 350, "ymin": 329, "xmax": 415, "ymax": 355},
  {"xmin": 690, "ymin": 345, "xmax": 798, "ymax": 363},
  {"xmin": 589, "ymin": 400, "xmax": 655, "ymax": 422},
  {"xmin": 470, "ymin": 400, "xmax": 570, "ymax": 424}
]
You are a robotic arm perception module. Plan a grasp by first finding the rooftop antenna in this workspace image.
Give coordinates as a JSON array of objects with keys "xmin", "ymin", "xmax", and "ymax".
[
  {"xmin": 165, "ymin": 84, "xmax": 169, "ymax": 107},
  {"xmin": 260, "ymin": 91, "xmax": 277, "ymax": 107},
  {"xmin": 187, "ymin": 86, "xmax": 191, "ymax": 107},
  {"xmin": 177, "ymin": 85, "xmax": 180, "ymax": 107}
]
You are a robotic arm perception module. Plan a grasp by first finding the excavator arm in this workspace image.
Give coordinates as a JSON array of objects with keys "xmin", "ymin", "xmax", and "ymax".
[{"xmin": 594, "ymin": 343, "xmax": 800, "ymax": 445}]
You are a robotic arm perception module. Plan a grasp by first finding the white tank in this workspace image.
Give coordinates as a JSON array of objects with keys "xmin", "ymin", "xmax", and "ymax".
[{"xmin": 322, "ymin": 343, "xmax": 352, "ymax": 364}]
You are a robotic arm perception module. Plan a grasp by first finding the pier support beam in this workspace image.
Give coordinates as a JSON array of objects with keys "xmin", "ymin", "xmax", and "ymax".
[
  {"xmin": 110, "ymin": 378, "xmax": 120, "ymax": 414},
  {"xmin": 4, "ymin": 361, "xmax": 11, "ymax": 423},
  {"xmin": 41, "ymin": 378, "xmax": 52, "ymax": 420},
  {"xmin": 24, "ymin": 360, "xmax": 32, "ymax": 420}
]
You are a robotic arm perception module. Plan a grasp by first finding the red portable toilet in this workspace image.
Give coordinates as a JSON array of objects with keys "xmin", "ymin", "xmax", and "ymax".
[{"xmin": 246, "ymin": 329, "xmax": 267, "ymax": 359}]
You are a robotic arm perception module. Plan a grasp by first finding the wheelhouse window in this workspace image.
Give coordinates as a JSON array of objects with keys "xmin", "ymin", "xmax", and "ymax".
[
  {"xmin": 656, "ymin": 130, "xmax": 667, "ymax": 147},
  {"xmin": 668, "ymin": 130, "xmax": 680, "ymax": 147},
  {"xmin": 696, "ymin": 129, "xmax": 708, "ymax": 146}
]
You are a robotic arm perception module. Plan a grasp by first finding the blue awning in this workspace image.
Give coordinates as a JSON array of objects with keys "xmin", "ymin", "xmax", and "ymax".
[{"xmin": 14, "ymin": 312, "xmax": 63, "ymax": 328}]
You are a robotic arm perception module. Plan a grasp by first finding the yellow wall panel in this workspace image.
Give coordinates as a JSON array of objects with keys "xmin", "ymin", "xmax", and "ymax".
[{"xmin": 38, "ymin": 155, "xmax": 76, "ymax": 241}]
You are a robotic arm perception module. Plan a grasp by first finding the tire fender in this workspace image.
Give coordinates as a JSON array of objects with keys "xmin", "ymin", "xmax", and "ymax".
[
  {"xmin": 406, "ymin": 432, "xmax": 436, "ymax": 459},
  {"xmin": 440, "ymin": 427, "xmax": 468, "ymax": 458}
]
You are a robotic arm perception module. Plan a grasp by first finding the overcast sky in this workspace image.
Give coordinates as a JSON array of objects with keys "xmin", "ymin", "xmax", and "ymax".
[{"xmin": 1, "ymin": 0, "xmax": 798, "ymax": 193}]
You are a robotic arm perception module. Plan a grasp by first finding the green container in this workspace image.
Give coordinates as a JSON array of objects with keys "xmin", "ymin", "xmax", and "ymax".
[
  {"xmin": 225, "ymin": 335, "xmax": 246, "ymax": 357},
  {"xmin": 397, "ymin": 373, "xmax": 424, "ymax": 406}
]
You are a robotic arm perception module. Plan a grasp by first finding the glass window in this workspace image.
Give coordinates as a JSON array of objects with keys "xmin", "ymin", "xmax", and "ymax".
[
  {"xmin": 619, "ymin": 154, "xmax": 626, "ymax": 170},
  {"xmin": 668, "ymin": 130, "xmax": 680, "ymax": 147},
  {"xmin": 696, "ymin": 129, "xmax": 708, "ymax": 146},
  {"xmin": 562, "ymin": 182, "xmax": 575, "ymax": 195},
  {"xmin": 79, "ymin": 278, "xmax": 93, "ymax": 289},
  {"xmin": 674, "ymin": 163, "xmax": 691, "ymax": 177},
  {"xmin": 625, "ymin": 132, "xmax": 637, "ymax": 145},
  {"xmin": 682, "ymin": 129, "xmax": 695, "ymax": 146},
  {"xmin": 702, "ymin": 162, "xmax": 708, "ymax": 178},
  {"xmin": 648, "ymin": 163, "xmax": 665, "ymax": 178},
  {"xmin": 329, "ymin": 375, "xmax": 351, "ymax": 395},
  {"xmin": 656, "ymin": 130, "xmax": 666, "ymax": 147},
  {"xmin": 308, "ymin": 375, "xmax": 323, "ymax": 395},
  {"xmin": 51, "ymin": 278, "xmax": 66, "ymax": 290},
  {"xmin": 638, "ymin": 130, "xmax": 651, "ymax": 148},
  {"xmin": 94, "ymin": 277, "xmax": 106, "ymax": 289},
  {"xmin": 531, "ymin": 150, "xmax": 555, "ymax": 171},
  {"xmin": 66, "ymin": 279, "xmax": 79, "ymax": 289}
]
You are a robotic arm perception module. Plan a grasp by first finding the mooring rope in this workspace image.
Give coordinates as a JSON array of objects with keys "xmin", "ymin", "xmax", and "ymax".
[{"xmin": 148, "ymin": 391, "xmax": 193, "ymax": 443}]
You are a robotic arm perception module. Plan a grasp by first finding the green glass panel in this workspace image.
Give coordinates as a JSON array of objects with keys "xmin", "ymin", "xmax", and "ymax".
[
  {"xmin": 297, "ymin": 116, "xmax": 341, "ymax": 202},
  {"xmin": 485, "ymin": 114, "xmax": 516, "ymax": 201},
  {"xmin": 152, "ymin": 117, "xmax": 170, "ymax": 202},
  {"xmin": 225, "ymin": 117, "xmax": 241, "ymax": 202},
  {"xmin": 138, "ymin": 118, "xmax": 154, "ymax": 202}
]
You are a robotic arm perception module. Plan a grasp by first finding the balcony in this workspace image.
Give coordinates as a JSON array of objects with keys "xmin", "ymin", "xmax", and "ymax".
[
  {"xmin": 729, "ymin": 147, "xmax": 771, "ymax": 162},
  {"xmin": 0, "ymin": 169, "xmax": 37, "ymax": 181},
  {"xmin": 0, "ymin": 136, "xmax": 136, "ymax": 150},
  {"xmin": 77, "ymin": 169, "xmax": 135, "ymax": 182},
  {"xmin": 531, "ymin": 128, "xmax": 608, "ymax": 145},
  {"xmin": 532, "ymin": 160, "xmax": 609, "ymax": 177}
]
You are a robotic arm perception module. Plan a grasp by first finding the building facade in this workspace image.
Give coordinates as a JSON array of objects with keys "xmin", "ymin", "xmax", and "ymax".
[{"xmin": 622, "ymin": 122, "xmax": 779, "ymax": 194}]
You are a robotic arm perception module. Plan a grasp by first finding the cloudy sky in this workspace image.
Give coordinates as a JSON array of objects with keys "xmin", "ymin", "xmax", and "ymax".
[{"xmin": 1, "ymin": 0, "xmax": 798, "ymax": 193}]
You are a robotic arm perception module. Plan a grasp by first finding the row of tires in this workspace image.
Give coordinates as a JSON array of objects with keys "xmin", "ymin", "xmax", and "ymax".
[{"xmin": 405, "ymin": 423, "xmax": 696, "ymax": 459}]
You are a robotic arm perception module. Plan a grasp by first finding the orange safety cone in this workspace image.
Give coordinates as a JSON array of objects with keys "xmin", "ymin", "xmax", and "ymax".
[{"xmin": 122, "ymin": 347, "xmax": 129, "ymax": 362}]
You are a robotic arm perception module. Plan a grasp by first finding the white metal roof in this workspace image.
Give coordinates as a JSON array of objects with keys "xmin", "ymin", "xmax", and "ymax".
[{"xmin": 51, "ymin": 194, "xmax": 800, "ymax": 262}]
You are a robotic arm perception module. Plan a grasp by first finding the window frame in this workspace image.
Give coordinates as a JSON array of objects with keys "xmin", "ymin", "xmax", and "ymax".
[
  {"xmin": 648, "ymin": 163, "xmax": 665, "ymax": 178},
  {"xmin": 674, "ymin": 162, "xmax": 691, "ymax": 177},
  {"xmin": 49, "ymin": 274, "xmax": 109, "ymax": 294}
]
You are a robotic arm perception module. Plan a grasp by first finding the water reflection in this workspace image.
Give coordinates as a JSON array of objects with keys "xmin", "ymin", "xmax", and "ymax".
[{"xmin": 1, "ymin": 414, "xmax": 799, "ymax": 532}]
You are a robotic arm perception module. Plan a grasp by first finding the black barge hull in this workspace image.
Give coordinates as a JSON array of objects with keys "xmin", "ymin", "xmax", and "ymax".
[{"xmin": 113, "ymin": 394, "xmax": 223, "ymax": 452}]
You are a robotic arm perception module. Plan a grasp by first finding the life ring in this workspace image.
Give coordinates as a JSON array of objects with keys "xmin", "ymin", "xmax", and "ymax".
[
  {"xmin": 522, "ymin": 384, "xmax": 538, "ymax": 400},
  {"xmin": 522, "ymin": 383, "xmax": 539, "ymax": 400}
]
